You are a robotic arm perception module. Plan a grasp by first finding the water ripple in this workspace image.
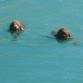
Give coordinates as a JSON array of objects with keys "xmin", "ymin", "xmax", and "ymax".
[{"xmin": 0, "ymin": 0, "xmax": 30, "ymax": 9}]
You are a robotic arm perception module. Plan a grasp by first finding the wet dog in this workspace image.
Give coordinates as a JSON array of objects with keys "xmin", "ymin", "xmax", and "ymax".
[
  {"xmin": 52, "ymin": 28, "xmax": 72, "ymax": 41},
  {"xmin": 9, "ymin": 20, "xmax": 24, "ymax": 34}
]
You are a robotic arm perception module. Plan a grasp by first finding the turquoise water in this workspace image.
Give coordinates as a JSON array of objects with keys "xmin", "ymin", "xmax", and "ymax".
[{"xmin": 0, "ymin": 0, "xmax": 83, "ymax": 83}]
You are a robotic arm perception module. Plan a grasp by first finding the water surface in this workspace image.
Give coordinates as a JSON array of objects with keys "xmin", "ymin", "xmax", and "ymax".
[{"xmin": 0, "ymin": 0, "xmax": 83, "ymax": 83}]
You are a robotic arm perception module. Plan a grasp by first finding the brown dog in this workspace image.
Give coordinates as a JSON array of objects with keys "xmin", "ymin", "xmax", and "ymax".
[
  {"xmin": 9, "ymin": 20, "xmax": 24, "ymax": 34},
  {"xmin": 52, "ymin": 28, "xmax": 72, "ymax": 40}
]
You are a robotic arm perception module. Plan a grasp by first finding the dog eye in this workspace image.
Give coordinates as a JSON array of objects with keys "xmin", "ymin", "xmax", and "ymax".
[{"xmin": 62, "ymin": 32, "xmax": 66, "ymax": 34}]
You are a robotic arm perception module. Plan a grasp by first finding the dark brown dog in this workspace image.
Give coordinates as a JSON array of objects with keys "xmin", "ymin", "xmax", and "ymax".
[
  {"xmin": 52, "ymin": 28, "xmax": 72, "ymax": 40},
  {"xmin": 9, "ymin": 20, "xmax": 24, "ymax": 34}
]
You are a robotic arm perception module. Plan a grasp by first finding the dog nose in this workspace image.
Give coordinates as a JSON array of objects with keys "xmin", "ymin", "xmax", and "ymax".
[{"xmin": 14, "ymin": 24, "xmax": 19, "ymax": 29}]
